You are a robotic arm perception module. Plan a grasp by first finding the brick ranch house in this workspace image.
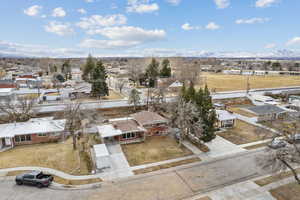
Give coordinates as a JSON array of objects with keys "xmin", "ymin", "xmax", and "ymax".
[
  {"xmin": 0, "ymin": 117, "xmax": 66, "ymax": 151},
  {"xmin": 97, "ymin": 111, "xmax": 169, "ymax": 144}
]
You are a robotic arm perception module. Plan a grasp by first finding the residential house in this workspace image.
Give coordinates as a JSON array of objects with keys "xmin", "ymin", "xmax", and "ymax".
[
  {"xmin": 216, "ymin": 110, "xmax": 237, "ymax": 128},
  {"xmin": 97, "ymin": 118, "xmax": 146, "ymax": 144},
  {"xmin": 246, "ymin": 105, "xmax": 287, "ymax": 122},
  {"xmin": 0, "ymin": 117, "xmax": 66, "ymax": 151},
  {"xmin": 131, "ymin": 111, "xmax": 169, "ymax": 136}
]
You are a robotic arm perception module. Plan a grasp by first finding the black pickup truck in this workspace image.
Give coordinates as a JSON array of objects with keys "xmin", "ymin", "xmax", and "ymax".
[{"xmin": 15, "ymin": 171, "xmax": 54, "ymax": 188}]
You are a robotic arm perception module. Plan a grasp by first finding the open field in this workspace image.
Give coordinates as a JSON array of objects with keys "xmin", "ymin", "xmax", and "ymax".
[
  {"xmin": 261, "ymin": 119, "xmax": 298, "ymax": 133},
  {"xmin": 133, "ymin": 157, "xmax": 201, "ymax": 175},
  {"xmin": 218, "ymin": 120, "xmax": 273, "ymax": 145},
  {"xmin": 0, "ymin": 139, "xmax": 90, "ymax": 175},
  {"xmin": 270, "ymin": 182, "xmax": 300, "ymax": 200},
  {"xmin": 76, "ymin": 89, "xmax": 123, "ymax": 102},
  {"xmin": 200, "ymin": 73, "xmax": 300, "ymax": 92},
  {"xmin": 121, "ymin": 136, "xmax": 193, "ymax": 166}
]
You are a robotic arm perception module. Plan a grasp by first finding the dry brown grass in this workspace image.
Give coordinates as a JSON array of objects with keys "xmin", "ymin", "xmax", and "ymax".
[
  {"xmin": 218, "ymin": 120, "xmax": 273, "ymax": 145},
  {"xmin": 133, "ymin": 157, "xmax": 201, "ymax": 175},
  {"xmin": 255, "ymin": 169, "xmax": 300, "ymax": 186},
  {"xmin": 196, "ymin": 197, "xmax": 212, "ymax": 200},
  {"xmin": 270, "ymin": 182, "xmax": 300, "ymax": 200},
  {"xmin": 122, "ymin": 136, "xmax": 193, "ymax": 166},
  {"xmin": 227, "ymin": 106, "xmax": 257, "ymax": 118},
  {"xmin": 0, "ymin": 138, "xmax": 90, "ymax": 175},
  {"xmin": 199, "ymin": 73, "xmax": 300, "ymax": 92},
  {"xmin": 243, "ymin": 142, "xmax": 269, "ymax": 150}
]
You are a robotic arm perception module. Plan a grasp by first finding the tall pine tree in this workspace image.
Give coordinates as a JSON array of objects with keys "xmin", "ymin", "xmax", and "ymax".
[
  {"xmin": 83, "ymin": 54, "xmax": 95, "ymax": 81},
  {"xmin": 160, "ymin": 59, "xmax": 171, "ymax": 77},
  {"xmin": 91, "ymin": 60, "xmax": 109, "ymax": 98},
  {"xmin": 146, "ymin": 58, "xmax": 160, "ymax": 88}
]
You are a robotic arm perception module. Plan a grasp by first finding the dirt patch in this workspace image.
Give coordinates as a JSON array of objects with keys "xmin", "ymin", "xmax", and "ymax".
[
  {"xmin": 133, "ymin": 157, "xmax": 201, "ymax": 175},
  {"xmin": 122, "ymin": 136, "xmax": 193, "ymax": 166},
  {"xmin": 218, "ymin": 120, "xmax": 273, "ymax": 145},
  {"xmin": 270, "ymin": 182, "xmax": 300, "ymax": 200}
]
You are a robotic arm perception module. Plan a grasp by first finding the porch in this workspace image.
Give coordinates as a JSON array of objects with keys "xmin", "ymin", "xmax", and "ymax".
[{"xmin": 0, "ymin": 137, "xmax": 13, "ymax": 152}]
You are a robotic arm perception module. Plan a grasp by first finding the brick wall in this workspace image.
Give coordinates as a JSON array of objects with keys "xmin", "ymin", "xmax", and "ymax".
[{"xmin": 13, "ymin": 132, "xmax": 63, "ymax": 146}]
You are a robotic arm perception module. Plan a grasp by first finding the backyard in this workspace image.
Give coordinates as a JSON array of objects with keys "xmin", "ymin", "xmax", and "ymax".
[
  {"xmin": 218, "ymin": 120, "xmax": 273, "ymax": 145},
  {"xmin": 121, "ymin": 136, "xmax": 193, "ymax": 166},
  {"xmin": 0, "ymin": 138, "xmax": 91, "ymax": 175},
  {"xmin": 270, "ymin": 182, "xmax": 300, "ymax": 200},
  {"xmin": 199, "ymin": 73, "xmax": 300, "ymax": 92}
]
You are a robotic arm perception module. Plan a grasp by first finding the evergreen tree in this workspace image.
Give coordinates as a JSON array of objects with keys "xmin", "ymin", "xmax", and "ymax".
[
  {"xmin": 186, "ymin": 82, "xmax": 196, "ymax": 102},
  {"xmin": 62, "ymin": 60, "xmax": 71, "ymax": 80},
  {"xmin": 160, "ymin": 59, "xmax": 171, "ymax": 77},
  {"xmin": 83, "ymin": 54, "xmax": 95, "ymax": 81},
  {"xmin": 146, "ymin": 58, "xmax": 160, "ymax": 88},
  {"xmin": 91, "ymin": 60, "xmax": 109, "ymax": 98}
]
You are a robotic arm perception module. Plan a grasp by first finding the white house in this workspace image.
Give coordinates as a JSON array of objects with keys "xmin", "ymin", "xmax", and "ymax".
[{"xmin": 216, "ymin": 110, "xmax": 237, "ymax": 128}]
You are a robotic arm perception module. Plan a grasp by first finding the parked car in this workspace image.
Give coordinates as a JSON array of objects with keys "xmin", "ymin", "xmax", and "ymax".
[
  {"xmin": 15, "ymin": 171, "xmax": 53, "ymax": 188},
  {"xmin": 288, "ymin": 134, "xmax": 300, "ymax": 144},
  {"xmin": 268, "ymin": 138, "xmax": 287, "ymax": 149}
]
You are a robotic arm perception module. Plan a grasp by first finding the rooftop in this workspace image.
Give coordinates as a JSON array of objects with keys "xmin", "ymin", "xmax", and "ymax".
[
  {"xmin": 131, "ymin": 111, "xmax": 168, "ymax": 126},
  {"xmin": 247, "ymin": 105, "xmax": 286, "ymax": 115},
  {"xmin": 216, "ymin": 110, "xmax": 237, "ymax": 121},
  {"xmin": 0, "ymin": 118, "xmax": 66, "ymax": 138}
]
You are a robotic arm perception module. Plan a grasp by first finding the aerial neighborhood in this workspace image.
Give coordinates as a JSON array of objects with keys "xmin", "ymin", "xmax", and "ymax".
[
  {"xmin": 1, "ymin": 0, "xmax": 300, "ymax": 199},
  {"xmin": 1, "ymin": 55, "xmax": 300, "ymax": 200}
]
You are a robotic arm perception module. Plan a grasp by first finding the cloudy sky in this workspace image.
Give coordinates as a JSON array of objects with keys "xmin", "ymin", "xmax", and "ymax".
[{"xmin": 0, "ymin": 0, "xmax": 299, "ymax": 57}]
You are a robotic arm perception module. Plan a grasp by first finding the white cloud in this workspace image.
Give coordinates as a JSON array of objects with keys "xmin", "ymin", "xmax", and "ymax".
[
  {"xmin": 214, "ymin": 0, "xmax": 230, "ymax": 9},
  {"xmin": 205, "ymin": 22, "xmax": 220, "ymax": 30},
  {"xmin": 181, "ymin": 23, "xmax": 201, "ymax": 31},
  {"xmin": 52, "ymin": 7, "xmax": 66, "ymax": 17},
  {"xmin": 81, "ymin": 26, "xmax": 166, "ymax": 49},
  {"xmin": 127, "ymin": 0, "xmax": 159, "ymax": 13},
  {"xmin": 236, "ymin": 17, "xmax": 270, "ymax": 24},
  {"xmin": 255, "ymin": 0, "xmax": 278, "ymax": 8},
  {"xmin": 166, "ymin": 0, "xmax": 181, "ymax": 6},
  {"xmin": 24, "ymin": 5, "xmax": 42, "ymax": 16},
  {"xmin": 78, "ymin": 8, "xmax": 87, "ymax": 14},
  {"xmin": 286, "ymin": 37, "xmax": 300, "ymax": 46},
  {"xmin": 265, "ymin": 43, "xmax": 276, "ymax": 49},
  {"xmin": 77, "ymin": 14, "xmax": 127, "ymax": 29},
  {"xmin": 79, "ymin": 39, "xmax": 141, "ymax": 49},
  {"xmin": 85, "ymin": 0, "xmax": 94, "ymax": 3},
  {"xmin": 44, "ymin": 21, "xmax": 74, "ymax": 36},
  {"xmin": 0, "ymin": 40, "xmax": 84, "ymax": 58},
  {"xmin": 87, "ymin": 26, "xmax": 166, "ymax": 41}
]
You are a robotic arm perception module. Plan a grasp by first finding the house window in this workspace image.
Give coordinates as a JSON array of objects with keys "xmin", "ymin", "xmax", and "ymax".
[
  {"xmin": 122, "ymin": 133, "xmax": 136, "ymax": 139},
  {"xmin": 15, "ymin": 135, "xmax": 31, "ymax": 143},
  {"xmin": 38, "ymin": 133, "xmax": 47, "ymax": 137}
]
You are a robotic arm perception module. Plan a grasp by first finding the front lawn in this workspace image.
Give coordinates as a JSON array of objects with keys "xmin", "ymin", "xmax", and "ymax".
[
  {"xmin": 218, "ymin": 120, "xmax": 273, "ymax": 145},
  {"xmin": 121, "ymin": 136, "xmax": 193, "ymax": 166},
  {"xmin": 0, "ymin": 138, "xmax": 90, "ymax": 175},
  {"xmin": 270, "ymin": 182, "xmax": 300, "ymax": 200}
]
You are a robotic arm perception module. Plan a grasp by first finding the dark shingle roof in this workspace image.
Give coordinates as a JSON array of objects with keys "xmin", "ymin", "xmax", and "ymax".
[{"xmin": 247, "ymin": 105, "xmax": 286, "ymax": 115}]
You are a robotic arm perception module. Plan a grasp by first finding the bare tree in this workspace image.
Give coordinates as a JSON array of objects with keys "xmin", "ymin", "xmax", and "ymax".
[
  {"xmin": 128, "ymin": 62, "xmax": 144, "ymax": 86},
  {"xmin": 0, "ymin": 96, "xmax": 37, "ymax": 123},
  {"xmin": 116, "ymin": 79, "xmax": 127, "ymax": 94},
  {"xmin": 128, "ymin": 89, "xmax": 141, "ymax": 111},
  {"xmin": 257, "ymin": 116, "xmax": 300, "ymax": 184},
  {"xmin": 64, "ymin": 102, "xmax": 82, "ymax": 150},
  {"xmin": 172, "ymin": 58, "xmax": 202, "ymax": 85},
  {"xmin": 169, "ymin": 98, "xmax": 203, "ymax": 146}
]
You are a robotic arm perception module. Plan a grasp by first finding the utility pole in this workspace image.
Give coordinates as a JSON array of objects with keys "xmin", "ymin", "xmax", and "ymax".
[{"xmin": 246, "ymin": 76, "xmax": 250, "ymax": 94}]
